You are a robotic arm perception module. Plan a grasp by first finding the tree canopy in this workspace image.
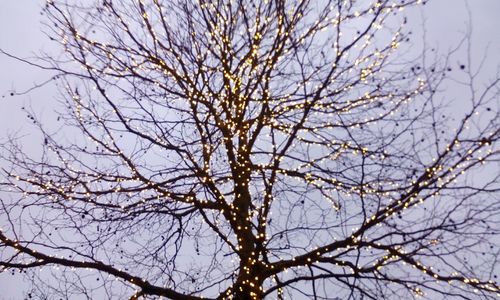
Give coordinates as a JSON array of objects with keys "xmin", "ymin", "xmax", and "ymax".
[{"xmin": 1, "ymin": 0, "xmax": 499, "ymax": 299}]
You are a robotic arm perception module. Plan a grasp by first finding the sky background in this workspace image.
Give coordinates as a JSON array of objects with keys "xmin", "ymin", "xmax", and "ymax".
[{"xmin": 0, "ymin": 0, "xmax": 499, "ymax": 298}]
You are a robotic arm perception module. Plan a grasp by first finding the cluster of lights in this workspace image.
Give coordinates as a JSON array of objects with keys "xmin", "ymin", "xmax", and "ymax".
[{"xmin": 1, "ymin": 0, "xmax": 497, "ymax": 299}]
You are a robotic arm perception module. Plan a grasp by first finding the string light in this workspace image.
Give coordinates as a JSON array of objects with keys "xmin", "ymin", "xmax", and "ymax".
[{"xmin": 1, "ymin": 0, "xmax": 498, "ymax": 299}]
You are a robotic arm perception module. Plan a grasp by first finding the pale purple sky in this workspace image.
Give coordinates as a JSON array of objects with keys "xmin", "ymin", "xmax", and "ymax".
[
  {"xmin": 2, "ymin": 1, "xmax": 500, "ymax": 139},
  {"xmin": 0, "ymin": 0, "xmax": 499, "ymax": 298}
]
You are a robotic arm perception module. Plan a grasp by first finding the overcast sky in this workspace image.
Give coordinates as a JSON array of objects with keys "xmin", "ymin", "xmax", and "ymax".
[
  {"xmin": 2, "ymin": 0, "xmax": 500, "ymax": 141},
  {"xmin": 0, "ymin": 0, "xmax": 499, "ymax": 298}
]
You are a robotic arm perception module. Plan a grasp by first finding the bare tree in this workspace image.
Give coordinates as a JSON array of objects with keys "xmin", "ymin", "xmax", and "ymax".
[{"xmin": 1, "ymin": 0, "xmax": 499, "ymax": 299}]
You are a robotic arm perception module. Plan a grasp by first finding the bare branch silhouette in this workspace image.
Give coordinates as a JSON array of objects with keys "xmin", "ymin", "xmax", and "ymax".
[{"xmin": 1, "ymin": 0, "xmax": 499, "ymax": 299}]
